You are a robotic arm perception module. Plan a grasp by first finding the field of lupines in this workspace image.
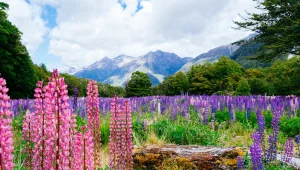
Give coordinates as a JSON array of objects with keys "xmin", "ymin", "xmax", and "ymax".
[{"xmin": 1, "ymin": 70, "xmax": 300, "ymax": 169}]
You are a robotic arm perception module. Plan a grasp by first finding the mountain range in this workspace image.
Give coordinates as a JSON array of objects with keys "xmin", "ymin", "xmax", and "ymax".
[{"xmin": 63, "ymin": 34, "xmax": 256, "ymax": 86}]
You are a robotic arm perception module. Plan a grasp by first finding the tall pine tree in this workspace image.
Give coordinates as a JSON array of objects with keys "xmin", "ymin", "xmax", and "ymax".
[{"xmin": 234, "ymin": 0, "xmax": 300, "ymax": 61}]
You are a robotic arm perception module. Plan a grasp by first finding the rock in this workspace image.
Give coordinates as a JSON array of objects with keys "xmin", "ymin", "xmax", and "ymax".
[{"xmin": 133, "ymin": 145, "xmax": 246, "ymax": 170}]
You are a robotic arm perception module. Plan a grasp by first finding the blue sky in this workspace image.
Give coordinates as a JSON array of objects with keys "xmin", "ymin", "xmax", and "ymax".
[
  {"xmin": 4, "ymin": 0, "xmax": 256, "ymax": 71},
  {"xmin": 29, "ymin": 0, "xmax": 145, "ymax": 70},
  {"xmin": 34, "ymin": 4, "xmax": 61, "ymax": 70}
]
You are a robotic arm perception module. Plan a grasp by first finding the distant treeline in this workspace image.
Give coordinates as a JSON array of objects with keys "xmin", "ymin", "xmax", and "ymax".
[
  {"xmin": 3, "ymin": 62, "xmax": 125, "ymax": 99},
  {"xmin": 152, "ymin": 56, "xmax": 300, "ymax": 96}
]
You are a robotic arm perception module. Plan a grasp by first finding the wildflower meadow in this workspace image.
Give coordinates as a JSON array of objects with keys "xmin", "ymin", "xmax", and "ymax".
[{"xmin": 0, "ymin": 69, "xmax": 300, "ymax": 169}]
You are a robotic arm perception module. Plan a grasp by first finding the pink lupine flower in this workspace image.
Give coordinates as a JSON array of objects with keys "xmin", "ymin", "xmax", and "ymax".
[
  {"xmin": 109, "ymin": 95, "xmax": 119, "ymax": 169},
  {"xmin": 73, "ymin": 132, "xmax": 83, "ymax": 170},
  {"xmin": 84, "ymin": 128, "xmax": 95, "ymax": 170},
  {"xmin": 87, "ymin": 80, "xmax": 101, "ymax": 168},
  {"xmin": 69, "ymin": 113, "xmax": 77, "ymax": 169},
  {"xmin": 22, "ymin": 110, "xmax": 34, "ymax": 170},
  {"xmin": 124, "ymin": 101, "xmax": 133, "ymax": 169},
  {"xmin": 46, "ymin": 70, "xmax": 72, "ymax": 170},
  {"xmin": 32, "ymin": 81, "xmax": 47, "ymax": 169},
  {"xmin": 73, "ymin": 126, "xmax": 94, "ymax": 170},
  {"xmin": 109, "ymin": 96, "xmax": 133, "ymax": 170},
  {"xmin": 32, "ymin": 70, "xmax": 73, "ymax": 170},
  {"xmin": 0, "ymin": 76, "xmax": 15, "ymax": 170}
]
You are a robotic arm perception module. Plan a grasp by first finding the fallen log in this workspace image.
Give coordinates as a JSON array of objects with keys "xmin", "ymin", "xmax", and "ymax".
[{"xmin": 133, "ymin": 144, "xmax": 247, "ymax": 170}]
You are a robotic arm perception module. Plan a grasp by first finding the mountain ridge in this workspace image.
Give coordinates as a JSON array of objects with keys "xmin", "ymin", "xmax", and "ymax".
[
  {"xmin": 62, "ymin": 34, "xmax": 256, "ymax": 86},
  {"xmin": 71, "ymin": 50, "xmax": 189, "ymax": 86}
]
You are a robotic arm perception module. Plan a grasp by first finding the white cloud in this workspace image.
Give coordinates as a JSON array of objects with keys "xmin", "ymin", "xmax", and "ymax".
[
  {"xmin": 3, "ymin": 0, "xmax": 259, "ymax": 68},
  {"xmin": 2, "ymin": 0, "xmax": 48, "ymax": 53}
]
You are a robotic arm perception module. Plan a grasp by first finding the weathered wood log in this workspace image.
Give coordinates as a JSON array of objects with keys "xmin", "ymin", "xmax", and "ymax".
[{"xmin": 133, "ymin": 144, "xmax": 247, "ymax": 170}]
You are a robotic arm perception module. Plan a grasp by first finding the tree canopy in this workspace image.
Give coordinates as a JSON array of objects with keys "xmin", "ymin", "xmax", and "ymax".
[
  {"xmin": 125, "ymin": 71, "xmax": 152, "ymax": 97},
  {"xmin": 234, "ymin": 0, "xmax": 300, "ymax": 61},
  {"xmin": 235, "ymin": 78, "xmax": 251, "ymax": 96},
  {"xmin": 153, "ymin": 56, "xmax": 300, "ymax": 96},
  {"xmin": 0, "ymin": 2, "xmax": 36, "ymax": 98}
]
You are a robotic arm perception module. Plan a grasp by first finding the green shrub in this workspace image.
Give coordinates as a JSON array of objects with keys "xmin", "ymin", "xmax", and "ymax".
[
  {"xmin": 132, "ymin": 121, "xmax": 148, "ymax": 143},
  {"xmin": 235, "ymin": 111, "xmax": 255, "ymax": 128},
  {"xmin": 152, "ymin": 117, "xmax": 219, "ymax": 145},
  {"xmin": 280, "ymin": 116, "xmax": 300, "ymax": 137},
  {"xmin": 235, "ymin": 111, "xmax": 272, "ymax": 129},
  {"xmin": 215, "ymin": 110, "xmax": 230, "ymax": 123},
  {"xmin": 262, "ymin": 111, "xmax": 273, "ymax": 129}
]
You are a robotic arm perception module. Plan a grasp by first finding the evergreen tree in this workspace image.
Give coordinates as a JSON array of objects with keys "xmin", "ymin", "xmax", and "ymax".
[
  {"xmin": 125, "ymin": 71, "xmax": 152, "ymax": 97},
  {"xmin": 234, "ymin": 0, "xmax": 300, "ymax": 61}
]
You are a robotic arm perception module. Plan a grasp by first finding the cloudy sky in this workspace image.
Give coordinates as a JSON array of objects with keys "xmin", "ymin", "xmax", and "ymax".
[{"xmin": 3, "ymin": 0, "xmax": 258, "ymax": 70}]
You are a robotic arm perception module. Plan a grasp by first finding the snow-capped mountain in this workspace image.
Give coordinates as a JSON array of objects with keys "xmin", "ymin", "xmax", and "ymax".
[
  {"xmin": 69, "ymin": 34, "xmax": 256, "ymax": 86},
  {"xmin": 60, "ymin": 66, "xmax": 82, "ymax": 75},
  {"xmin": 73, "ymin": 50, "xmax": 189, "ymax": 86}
]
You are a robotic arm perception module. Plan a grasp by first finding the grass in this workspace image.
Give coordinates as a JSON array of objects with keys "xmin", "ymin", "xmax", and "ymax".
[
  {"xmin": 10, "ymin": 108, "xmax": 299, "ymax": 169},
  {"xmin": 219, "ymin": 122, "xmax": 255, "ymax": 147}
]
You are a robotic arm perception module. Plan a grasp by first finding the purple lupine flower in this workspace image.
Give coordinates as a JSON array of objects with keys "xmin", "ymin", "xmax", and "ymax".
[
  {"xmin": 296, "ymin": 135, "xmax": 300, "ymax": 156},
  {"xmin": 250, "ymin": 132, "xmax": 264, "ymax": 170},
  {"xmin": 22, "ymin": 100, "xmax": 31, "ymax": 111},
  {"xmin": 81, "ymin": 106, "xmax": 86, "ymax": 118},
  {"xmin": 73, "ymin": 86, "xmax": 78, "ymax": 113},
  {"xmin": 266, "ymin": 111, "xmax": 281, "ymax": 162},
  {"xmin": 296, "ymin": 135, "xmax": 300, "ymax": 144},
  {"xmin": 170, "ymin": 104, "xmax": 177, "ymax": 121},
  {"xmin": 203, "ymin": 104, "xmax": 209, "ymax": 125},
  {"xmin": 252, "ymin": 131, "xmax": 261, "ymax": 144},
  {"xmin": 211, "ymin": 112, "xmax": 215, "ymax": 122},
  {"xmin": 282, "ymin": 138, "xmax": 294, "ymax": 163},
  {"xmin": 150, "ymin": 101, "xmax": 156, "ymax": 113},
  {"xmin": 181, "ymin": 101, "xmax": 190, "ymax": 121},
  {"xmin": 237, "ymin": 156, "xmax": 245, "ymax": 170},
  {"xmin": 228, "ymin": 103, "xmax": 233, "ymax": 120},
  {"xmin": 256, "ymin": 110, "xmax": 265, "ymax": 143}
]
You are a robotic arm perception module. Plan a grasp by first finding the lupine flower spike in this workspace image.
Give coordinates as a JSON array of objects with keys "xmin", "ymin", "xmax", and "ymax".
[
  {"xmin": 36, "ymin": 69, "xmax": 73, "ymax": 169},
  {"xmin": 266, "ymin": 111, "xmax": 281, "ymax": 162},
  {"xmin": 87, "ymin": 80, "xmax": 101, "ymax": 168},
  {"xmin": 109, "ymin": 95, "xmax": 120, "ymax": 169},
  {"xmin": 73, "ymin": 86, "xmax": 78, "ymax": 113},
  {"xmin": 282, "ymin": 138, "xmax": 294, "ymax": 163},
  {"xmin": 32, "ymin": 81, "xmax": 46, "ymax": 169},
  {"xmin": 250, "ymin": 132, "xmax": 264, "ymax": 170},
  {"xmin": 125, "ymin": 100, "xmax": 133, "ymax": 169},
  {"xmin": 22, "ymin": 110, "xmax": 34, "ymax": 170},
  {"xmin": 0, "ymin": 76, "xmax": 15, "ymax": 170},
  {"xmin": 236, "ymin": 156, "xmax": 245, "ymax": 170},
  {"xmin": 295, "ymin": 135, "xmax": 300, "ymax": 156},
  {"xmin": 109, "ymin": 96, "xmax": 133, "ymax": 170}
]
